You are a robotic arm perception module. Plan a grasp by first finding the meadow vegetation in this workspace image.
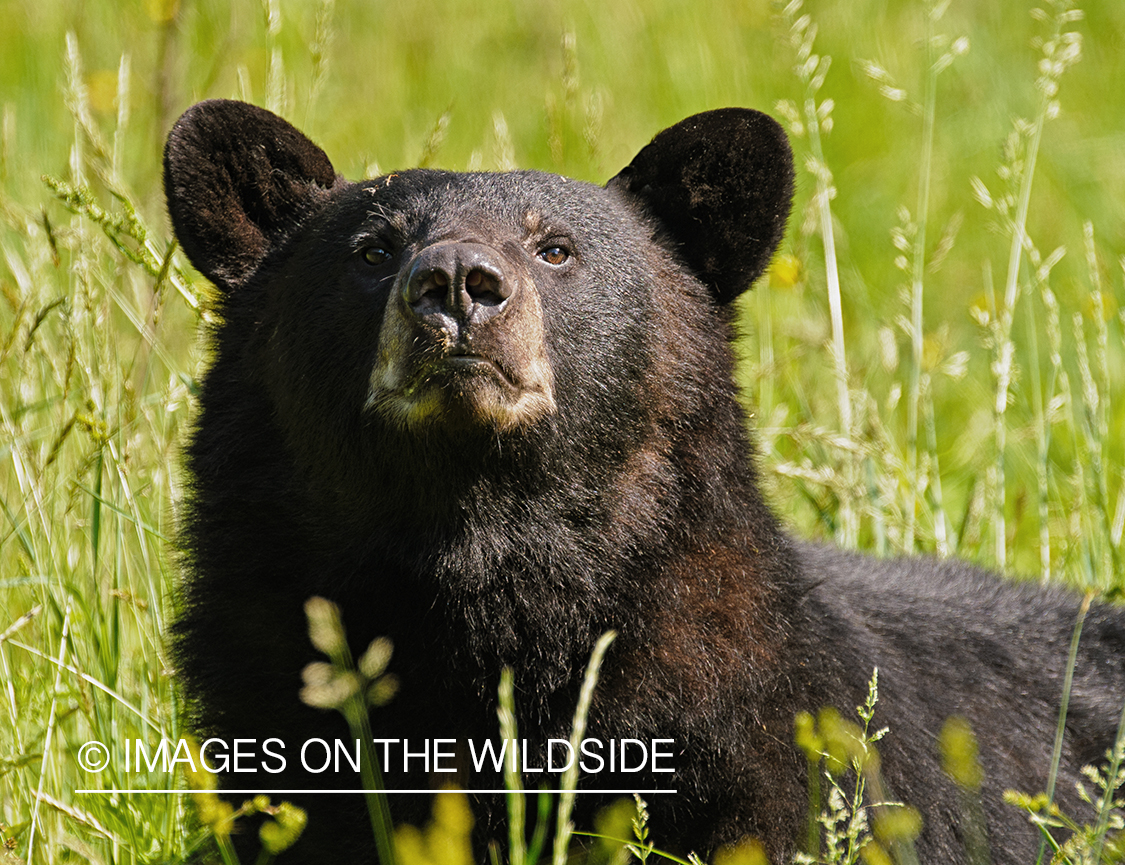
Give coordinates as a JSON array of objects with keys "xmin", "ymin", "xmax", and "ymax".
[{"xmin": 1, "ymin": 0, "xmax": 1123, "ymax": 861}]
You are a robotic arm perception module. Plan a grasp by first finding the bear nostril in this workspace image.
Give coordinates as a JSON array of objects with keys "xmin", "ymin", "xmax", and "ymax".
[
  {"xmin": 404, "ymin": 267, "xmax": 451, "ymax": 309},
  {"xmin": 464, "ymin": 268, "xmax": 508, "ymax": 306}
]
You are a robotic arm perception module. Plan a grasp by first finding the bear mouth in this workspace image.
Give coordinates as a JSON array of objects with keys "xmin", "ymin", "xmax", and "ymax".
[
  {"xmin": 366, "ymin": 339, "xmax": 556, "ymax": 432},
  {"xmin": 441, "ymin": 353, "xmax": 519, "ymax": 388},
  {"xmin": 390, "ymin": 349, "xmax": 525, "ymax": 411},
  {"xmin": 403, "ymin": 350, "xmax": 522, "ymax": 396}
]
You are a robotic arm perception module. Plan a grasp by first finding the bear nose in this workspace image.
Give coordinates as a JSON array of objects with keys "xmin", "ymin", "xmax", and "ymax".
[{"xmin": 403, "ymin": 242, "xmax": 512, "ymax": 324}]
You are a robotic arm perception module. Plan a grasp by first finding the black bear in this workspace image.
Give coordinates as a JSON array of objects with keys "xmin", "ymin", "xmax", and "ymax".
[{"xmin": 164, "ymin": 99, "xmax": 1124, "ymax": 863}]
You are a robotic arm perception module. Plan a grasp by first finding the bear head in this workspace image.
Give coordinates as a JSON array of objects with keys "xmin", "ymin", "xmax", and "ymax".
[{"xmin": 164, "ymin": 99, "xmax": 794, "ymax": 537}]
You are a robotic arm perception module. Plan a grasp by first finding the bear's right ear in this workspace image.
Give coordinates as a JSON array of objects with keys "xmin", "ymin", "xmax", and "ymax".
[
  {"xmin": 607, "ymin": 108, "xmax": 794, "ymax": 305},
  {"xmin": 163, "ymin": 99, "xmax": 338, "ymax": 290}
]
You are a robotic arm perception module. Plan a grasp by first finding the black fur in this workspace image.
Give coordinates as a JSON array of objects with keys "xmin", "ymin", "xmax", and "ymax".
[{"xmin": 165, "ymin": 99, "xmax": 1125, "ymax": 863}]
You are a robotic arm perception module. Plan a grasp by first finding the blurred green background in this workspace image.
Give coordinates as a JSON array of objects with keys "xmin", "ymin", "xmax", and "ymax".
[
  {"xmin": 1, "ymin": 1, "xmax": 1124, "ymax": 862},
  {"xmin": 6, "ymin": 1, "xmax": 1125, "ymax": 261}
]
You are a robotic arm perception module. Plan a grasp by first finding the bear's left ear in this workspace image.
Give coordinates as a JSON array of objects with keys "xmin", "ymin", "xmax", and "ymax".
[{"xmin": 607, "ymin": 108, "xmax": 794, "ymax": 304}]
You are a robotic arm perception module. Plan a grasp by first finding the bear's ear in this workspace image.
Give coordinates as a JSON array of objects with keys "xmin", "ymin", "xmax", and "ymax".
[
  {"xmin": 163, "ymin": 99, "xmax": 339, "ymax": 290},
  {"xmin": 607, "ymin": 108, "xmax": 794, "ymax": 304}
]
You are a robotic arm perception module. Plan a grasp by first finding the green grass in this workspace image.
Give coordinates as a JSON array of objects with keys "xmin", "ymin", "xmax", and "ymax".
[{"xmin": 2, "ymin": 0, "xmax": 1124, "ymax": 862}]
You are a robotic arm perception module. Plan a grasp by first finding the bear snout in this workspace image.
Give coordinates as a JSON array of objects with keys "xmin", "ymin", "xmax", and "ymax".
[
  {"xmin": 367, "ymin": 237, "xmax": 556, "ymax": 432},
  {"xmin": 403, "ymin": 241, "xmax": 514, "ymax": 331}
]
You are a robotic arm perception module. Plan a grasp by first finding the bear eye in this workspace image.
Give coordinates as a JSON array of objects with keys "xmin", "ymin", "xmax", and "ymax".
[
  {"xmin": 362, "ymin": 246, "xmax": 392, "ymax": 266},
  {"xmin": 538, "ymin": 246, "xmax": 570, "ymax": 266}
]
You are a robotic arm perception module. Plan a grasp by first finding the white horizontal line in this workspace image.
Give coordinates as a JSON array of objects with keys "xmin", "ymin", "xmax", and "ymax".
[{"xmin": 76, "ymin": 789, "xmax": 678, "ymax": 795}]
